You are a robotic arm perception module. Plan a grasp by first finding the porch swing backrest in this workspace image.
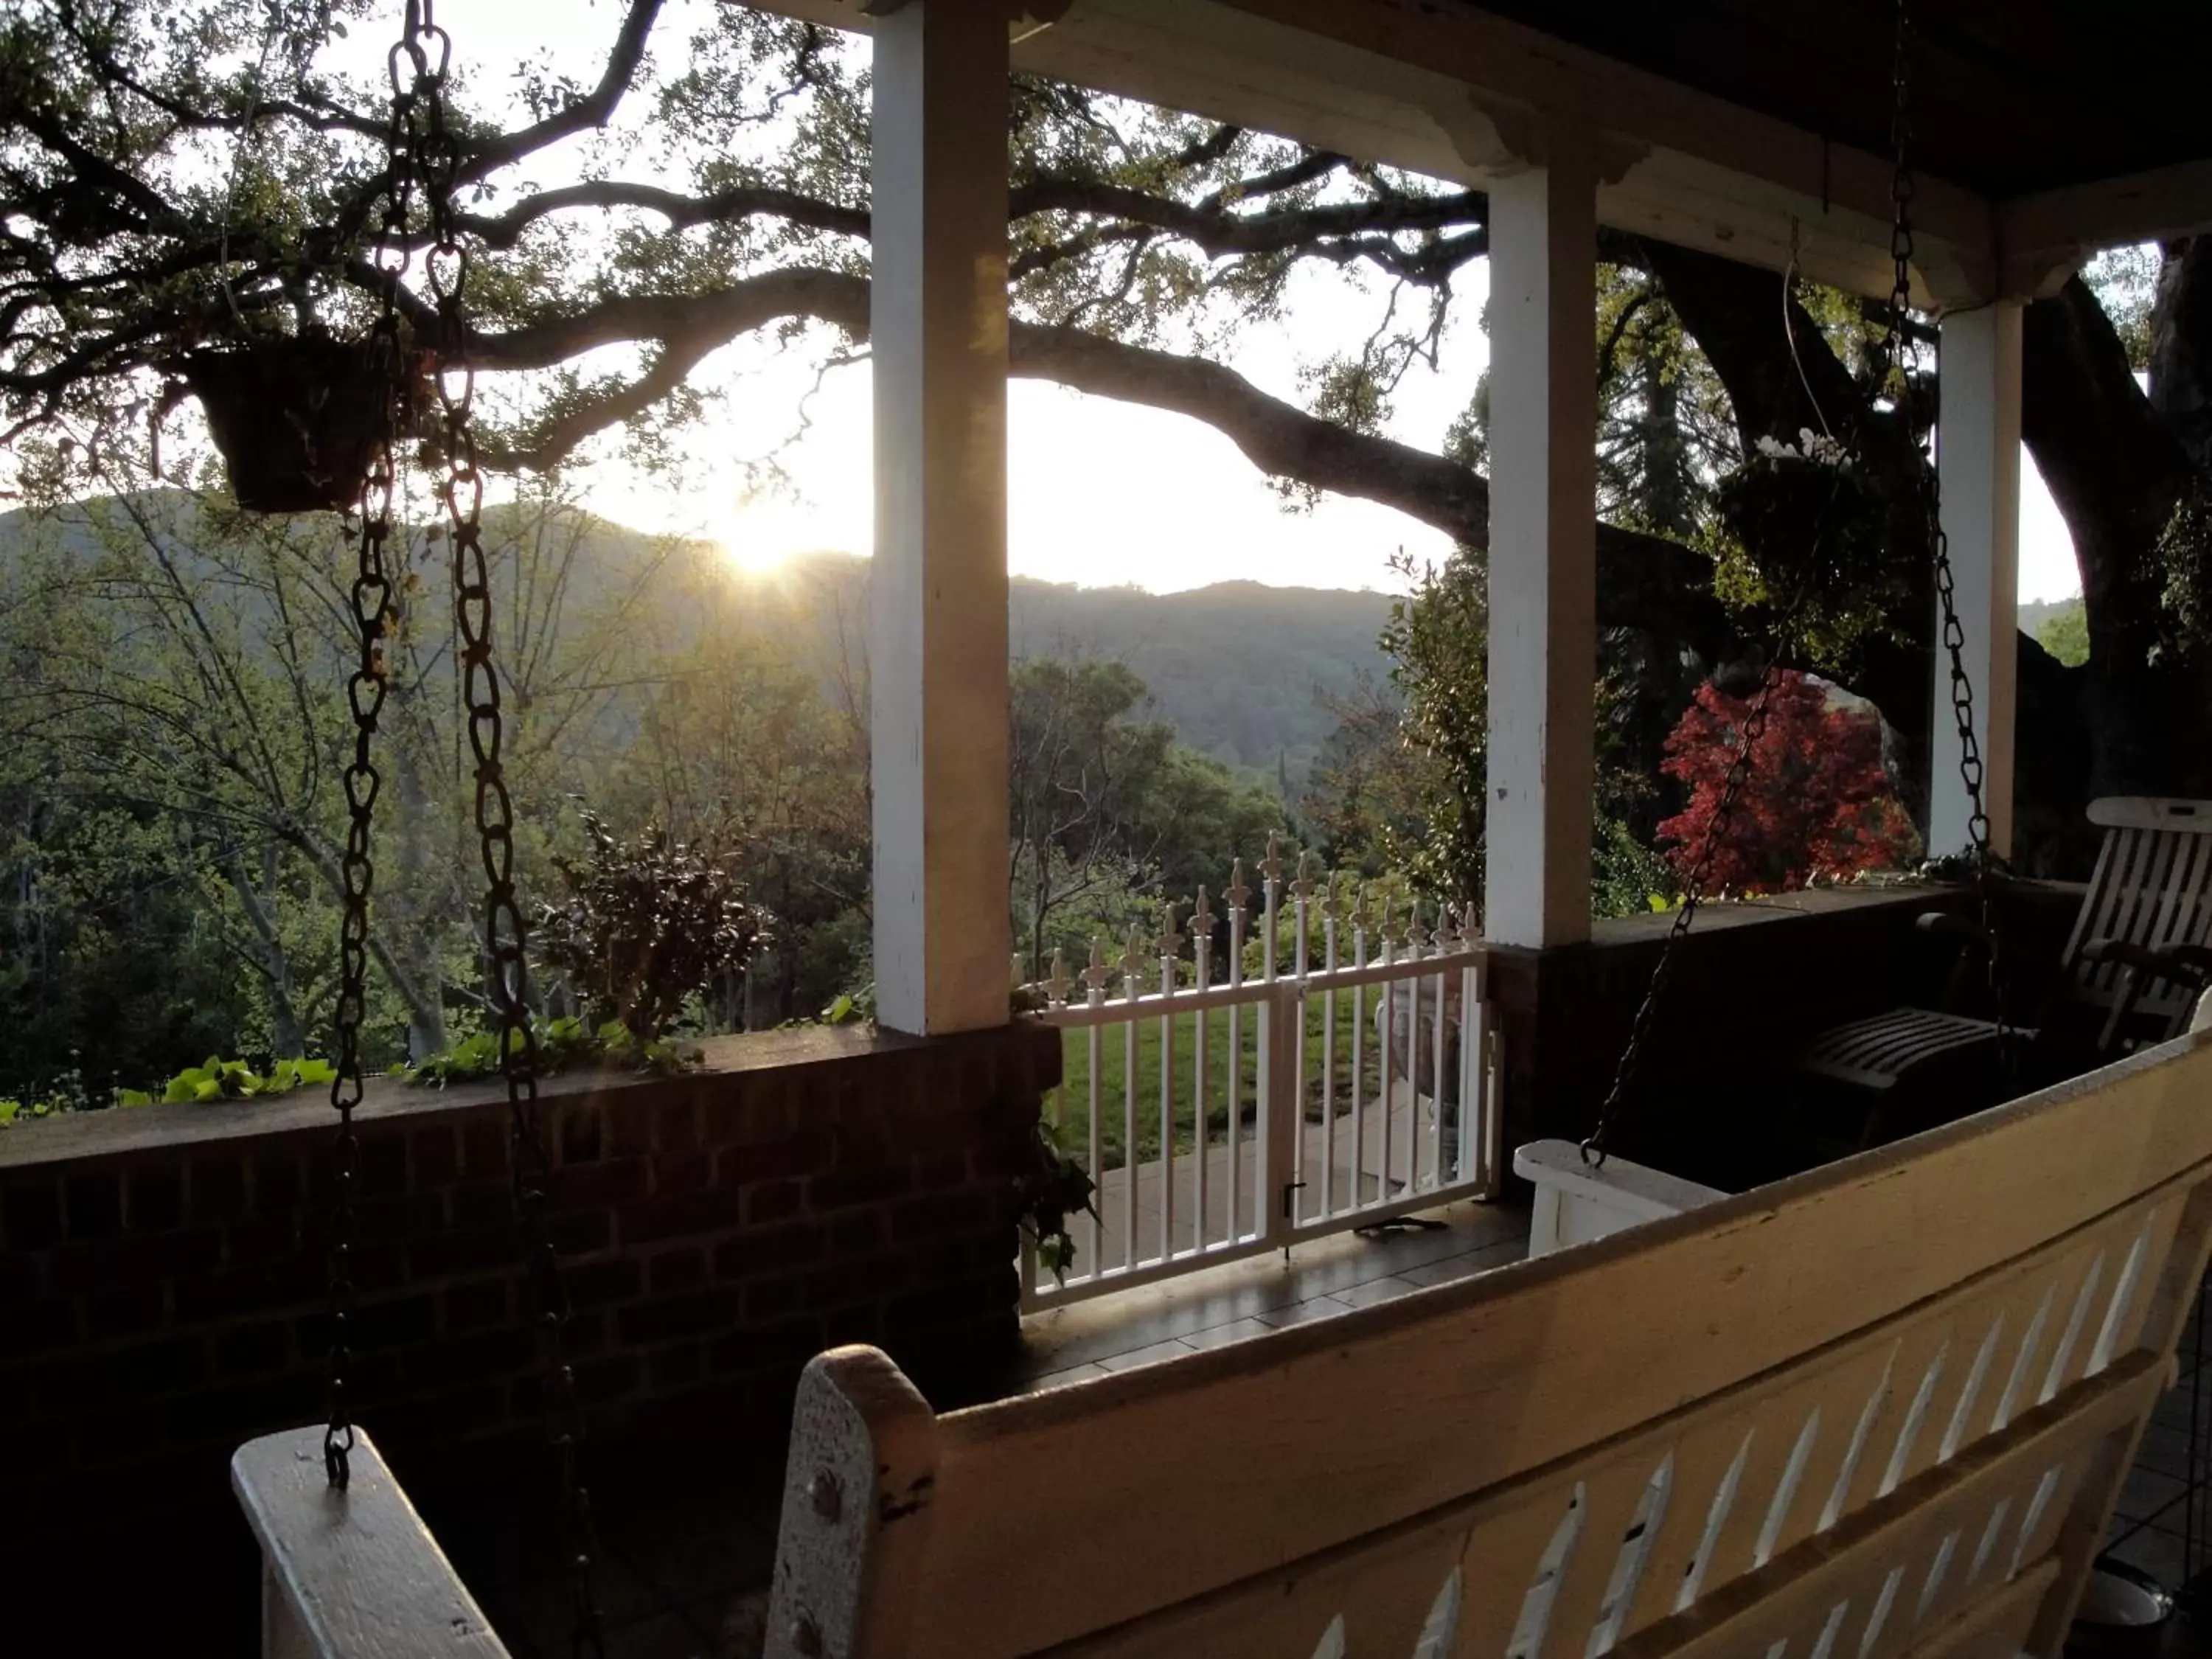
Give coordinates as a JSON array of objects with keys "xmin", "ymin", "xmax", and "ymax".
[
  {"xmin": 2059, "ymin": 797, "xmax": 2212, "ymax": 1031},
  {"xmin": 764, "ymin": 1029, "xmax": 2212, "ymax": 1659}
]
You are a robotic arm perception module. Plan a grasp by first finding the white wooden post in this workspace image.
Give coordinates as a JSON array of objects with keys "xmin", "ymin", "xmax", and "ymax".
[
  {"xmin": 1484, "ymin": 143, "xmax": 1599, "ymax": 947},
  {"xmin": 1931, "ymin": 302, "xmax": 2023, "ymax": 861},
  {"xmin": 870, "ymin": 0, "xmax": 1013, "ymax": 1034}
]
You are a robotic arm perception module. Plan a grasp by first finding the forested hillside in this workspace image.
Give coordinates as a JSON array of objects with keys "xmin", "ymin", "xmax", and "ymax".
[
  {"xmin": 0, "ymin": 492, "xmax": 1337, "ymax": 1100},
  {"xmin": 726, "ymin": 552, "xmax": 1390, "ymax": 781}
]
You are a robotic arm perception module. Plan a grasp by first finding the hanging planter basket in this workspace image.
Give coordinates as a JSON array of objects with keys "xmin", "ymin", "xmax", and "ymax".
[{"xmin": 177, "ymin": 335, "xmax": 408, "ymax": 514}]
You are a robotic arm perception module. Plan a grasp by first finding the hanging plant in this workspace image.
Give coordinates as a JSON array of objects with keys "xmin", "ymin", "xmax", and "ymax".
[{"xmin": 175, "ymin": 334, "xmax": 411, "ymax": 513}]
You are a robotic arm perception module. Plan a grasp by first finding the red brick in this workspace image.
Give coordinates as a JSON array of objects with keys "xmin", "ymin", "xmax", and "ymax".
[
  {"xmin": 743, "ymin": 1180, "xmax": 804, "ymax": 1227},
  {"xmin": 647, "ymin": 1341, "xmax": 707, "ymax": 1394},
  {"xmin": 2, "ymin": 1178, "xmax": 63, "ymax": 1251},
  {"xmin": 566, "ymin": 1259, "xmax": 641, "ymax": 1310},
  {"xmin": 830, "ymin": 1211, "xmax": 881, "ymax": 1258},
  {"xmin": 64, "ymin": 1171, "xmax": 122, "ymax": 1240},
  {"xmin": 460, "ymin": 1121, "xmax": 509, "ymax": 1180},
  {"xmin": 572, "ymin": 1353, "xmax": 639, "ymax": 1405},
  {"xmin": 830, "ymin": 1119, "xmax": 891, "ymax": 1168},
  {"xmin": 0, "ymin": 1253, "xmax": 36, "ymax": 1308},
  {"xmin": 708, "ymin": 1317, "xmax": 822, "ymax": 1379},
  {"xmin": 405, "ymin": 1326, "xmax": 536, "ymax": 1388},
  {"xmin": 349, "ymin": 1294, "xmax": 437, "ymax": 1349},
  {"xmin": 616, "ymin": 1287, "xmax": 741, "ymax": 1346},
  {"xmin": 616, "ymin": 1188, "xmax": 740, "ymax": 1246},
  {"xmin": 251, "ymin": 1152, "xmax": 304, "ymax": 1216},
  {"xmin": 714, "ymin": 1132, "xmax": 832, "ymax": 1186},
  {"xmin": 808, "ymin": 1165, "xmax": 911, "ymax": 1211},
  {"xmin": 0, "ymin": 1423, "xmax": 74, "ymax": 1484},
  {"xmin": 745, "ymin": 1276, "xmax": 805, "ymax": 1322},
  {"xmin": 411, "ymin": 1126, "xmax": 459, "ymax": 1187},
  {"xmin": 86, "ymin": 1287, "xmax": 165, "ymax": 1340},
  {"xmin": 0, "ymin": 1300, "xmax": 75, "ymax": 1357},
  {"xmin": 651, "ymin": 1099, "xmax": 700, "ymax": 1152},
  {"xmin": 556, "ymin": 1104, "xmax": 604, "ymax": 1165},
  {"xmin": 647, "ymin": 1248, "xmax": 707, "ymax": 1294},
  {"xmin": 891, "ymin": 1189, "xmax": 995, "ymax": 1243},
  {"xmin": 37, "ymin": 1338, "xmax": 206, "ymax": 1413},
  {"xmin": 552, "ymin": 1157, "xmax": 648, "ymax": 1210},
  {"xmin": 216, "ymin": 1322, "xmax": 292, "ymax": 1377},
  {"xmin": 701, "ymin": 1085, "xmax": 788, "ymax": 1148},
  {"xmin": 803, "ymin": 1256, "xmax": 908, "ymax": 1311},
  {"xmin": 54, "ymin": 1229, "xmax": 220, "ymax": 1292},
  {"xmin": 551, "ymin": 1209, "xmax": 611, "ymax": 1256},
  {"xmin": 407, "ymin": 1227, "xmax": 513, "ymax": 1280},
  {"xmin": 713, "ymin": 1223, "xmax": 827, "ymax": 1281},
  {"xmin": 911, "ymin": 1149, "xmax": 970, "ymax": 1191},
  {"xmin": 653, "ymin": 1150, "xmax": 712, "ymax": 1197},
  {"xmin": 357, "ymin": 1132, "xmax": 408, "ymax": 1196},
  {"xmin": 451, "ymin": 1182, "xmax": 515, "ymax": 1231},
  {"xmin": 605, "ymin": 1102, "xmax": 654, "ymax": 1158},
  {"xmin": 223, "ymin": 1213, "xmax": 302, "ymax": 1267},
  {"xmin": 444, "ymin": 1279, "xmax": 510, "ymax": 1332},
  {"xmin": 165, "ymin": 1374, "xmax": 321, "ymax": 1445},
  {"xmin": 125, "ymin": 1167, "xmax": 184, "ymax": 1233}
]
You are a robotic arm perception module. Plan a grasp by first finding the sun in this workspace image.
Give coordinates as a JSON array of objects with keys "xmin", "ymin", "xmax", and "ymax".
[
  {"xmin": 720, "ymin": 535, "xmax": 799, "ymax": 576},
  {"xmin": 717, "ymin": 493, "xmax": 818, "ymax": 575}
]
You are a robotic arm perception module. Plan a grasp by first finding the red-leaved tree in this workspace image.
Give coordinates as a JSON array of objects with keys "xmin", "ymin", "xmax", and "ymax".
[{"xmin": 1657, "ymin": 671, "xmax": 1919, "ymax": 896}]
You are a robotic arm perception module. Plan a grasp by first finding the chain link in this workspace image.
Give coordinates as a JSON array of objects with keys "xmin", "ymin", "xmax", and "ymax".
[
  {"xmin": 1589, "ymin": 0, "xmax": 2015, "ymax": 1159},
  {"xmin": 403, "ymin": 3, "xmax": 605, "ymax": 1649},
  {"xmin": 1582, "ymin": 633, "xmax": 1795, "ymax": 1167},
  {"xmin": 324, "ymin": 0, "xmax": 422, "ymax": 1496},
  {"xmin": 1882, "ymin": 0, "xmax": 2016, "ymax": 1073}
]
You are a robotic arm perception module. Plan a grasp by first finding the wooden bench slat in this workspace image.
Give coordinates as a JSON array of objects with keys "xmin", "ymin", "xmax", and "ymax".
[{"xmin": 764, "ymin": 1032, "xmax": 2212, "ymax": 1659}]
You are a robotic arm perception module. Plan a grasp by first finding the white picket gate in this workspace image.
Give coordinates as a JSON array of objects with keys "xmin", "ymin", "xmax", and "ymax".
[{"xmin": 1020, "ymin": 843, "xmax": 1503, "ymax": 1309}]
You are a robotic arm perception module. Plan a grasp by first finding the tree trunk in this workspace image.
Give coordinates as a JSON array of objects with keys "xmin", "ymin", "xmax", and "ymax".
[{"xmin": 2022, "ymin": 274, "xmax": 2201, "ymax": 799}]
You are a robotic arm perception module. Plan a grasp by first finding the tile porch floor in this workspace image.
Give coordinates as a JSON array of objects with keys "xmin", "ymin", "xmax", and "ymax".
[{"xmin": 440, "ymin": 1199, "xmax": 2212, "ymax": 1659}]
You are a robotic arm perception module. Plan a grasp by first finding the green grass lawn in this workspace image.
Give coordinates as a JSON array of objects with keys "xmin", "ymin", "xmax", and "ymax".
[{"xmin": 1046, "ymin": 987, "xmax": 1404, "ymax": 1171}]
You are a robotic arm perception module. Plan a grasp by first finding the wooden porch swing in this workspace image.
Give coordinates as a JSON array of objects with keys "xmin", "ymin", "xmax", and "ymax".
[{"xmin": 217, "ymin": 5, "xmax": 2212, "ymax": 1659}]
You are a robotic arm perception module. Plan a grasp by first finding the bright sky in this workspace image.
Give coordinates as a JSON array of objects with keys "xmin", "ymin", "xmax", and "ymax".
[{"xmin": 416, "ymin": 0, "xmax": 2088, "ymax": 600}]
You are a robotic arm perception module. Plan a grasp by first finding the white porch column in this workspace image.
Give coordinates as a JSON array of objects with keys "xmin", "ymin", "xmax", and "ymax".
[
  {"xmin": 1484, "ymin": 145, "xmax": 1599, "ymax": 947},
  {"xmin": 871, "ymin": 0, "xmax": 1012, "ymax": 1034},
  {"xmin": 1930, "ymin": 302, "xmax": 2023, "ymax": 860}
]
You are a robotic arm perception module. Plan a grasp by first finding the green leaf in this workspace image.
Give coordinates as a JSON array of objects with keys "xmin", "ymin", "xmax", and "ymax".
[{"xmin": 116, "ymin": 1088, "xmax": 153, "ymax": 1108}]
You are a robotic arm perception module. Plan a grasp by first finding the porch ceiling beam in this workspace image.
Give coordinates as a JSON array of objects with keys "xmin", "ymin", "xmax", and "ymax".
[
  {"xmin": 1998, "ymin": 157, "xmax": 2212, "ymax": 300},
  {"xmin": 754, "ymin": 0, "xmax": 1995, "ymax": 303}
]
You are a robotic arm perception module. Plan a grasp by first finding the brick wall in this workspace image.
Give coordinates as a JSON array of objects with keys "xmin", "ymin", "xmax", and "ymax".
[{"xmin": 0, "ymin": 1020, "xmax": 1057, "ymax": 1542}]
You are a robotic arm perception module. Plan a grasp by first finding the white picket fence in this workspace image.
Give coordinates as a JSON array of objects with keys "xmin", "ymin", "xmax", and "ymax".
[{"xmin": 1020, "ymin": 841, "xmax": 1503, "ymax": 1309}]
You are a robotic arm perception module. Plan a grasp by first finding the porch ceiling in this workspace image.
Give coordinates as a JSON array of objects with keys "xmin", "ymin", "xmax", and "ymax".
[{"xmin": 758, "ymin": 0, "xmax": 2212, "ymax": 305}]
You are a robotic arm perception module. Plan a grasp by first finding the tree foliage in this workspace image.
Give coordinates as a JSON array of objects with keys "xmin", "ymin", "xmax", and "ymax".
[{"xmin": 1658, "ymin": 672, "xmax": 1917, "ymax": 897}]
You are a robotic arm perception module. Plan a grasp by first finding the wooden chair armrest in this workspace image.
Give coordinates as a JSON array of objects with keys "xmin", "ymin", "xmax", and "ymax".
[{"xmin": 2082, "ymin": 937, "xmax": 2212, "ymax": 987}]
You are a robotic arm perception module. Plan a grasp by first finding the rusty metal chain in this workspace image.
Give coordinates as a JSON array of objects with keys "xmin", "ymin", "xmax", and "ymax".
[
  {"xmin": 402, "ymin": 2, "xmax": 605, "ymax": 1650},
  {"xmin": 1882, "ymin": 0, "xmax": 2016, "ymax": 1074},
  {"xmin": 324, "ymin": 0, "xmax": 423, "ymax": 1497},
  {"xmin": 1585, "ymin": 0, "xmax": 2020, "ymax": 1165}
]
